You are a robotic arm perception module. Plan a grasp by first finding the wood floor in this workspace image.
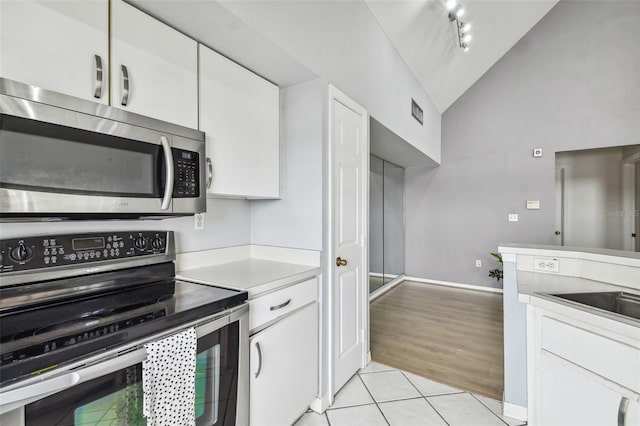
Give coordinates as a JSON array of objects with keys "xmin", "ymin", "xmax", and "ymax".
[{"xmin": 370, "ymin": 281, "xmax": 504, "ymax": 400}]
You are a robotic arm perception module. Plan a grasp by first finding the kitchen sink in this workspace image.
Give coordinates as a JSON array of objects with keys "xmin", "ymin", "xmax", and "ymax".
[{"xmin": 550, "ymin": 291, "xmax": 640, "ymax": 321}]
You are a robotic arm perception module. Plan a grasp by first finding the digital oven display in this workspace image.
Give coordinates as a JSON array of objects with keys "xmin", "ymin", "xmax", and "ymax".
[
  {"xmin": 181, "ymin": 152, "xmax": 193, "ymax": 160},
  {"xmin": 72, "ymin": 237, "xmax": 105, "ymax": 251}
]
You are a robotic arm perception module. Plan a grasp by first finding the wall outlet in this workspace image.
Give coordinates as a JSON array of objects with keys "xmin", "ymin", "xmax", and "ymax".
[
  {"xmin": 194, "ymin": 213, "xmax": 205, "ymax": 230},
  {"xmin": 534, "ymin": 258, "xmax": 559, "ymax": 273},
  {"xmin": 508, "ymin": 213, "xmax": 519, "ymax": 222},
  {"xmin": 476, "ymin": 259, "xmax": 482, "ymax": 268}
]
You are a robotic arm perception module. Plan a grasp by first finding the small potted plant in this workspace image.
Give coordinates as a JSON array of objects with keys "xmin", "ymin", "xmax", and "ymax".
[{"xmin": 488, "ymin": 252, "xmax": 503, "ymax": 282}]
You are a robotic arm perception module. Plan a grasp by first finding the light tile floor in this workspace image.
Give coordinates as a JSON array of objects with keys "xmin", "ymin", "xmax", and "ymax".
[{"xmin": 294, "ymin": 362, "xmax": 526, "ymax": 426}]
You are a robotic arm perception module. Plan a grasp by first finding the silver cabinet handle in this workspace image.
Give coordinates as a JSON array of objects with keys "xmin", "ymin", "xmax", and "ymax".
[
  {"xmin": 206, "ymin": 157, "xmax": 213, "ymax": 189},
  {"xmin": 121, "ymin": 64, "xmax": 129, "ymax": 106},
  {"xmin": 269, "ymin": 299, "xmax": 291, "ymax": 311},
  {"xmin": 93, "ymin": 55, "xmax": 103, "ymax": 99},
  {"xmin": 618, "ymin": 397, "xmax": 629, "ymax": 426},
  {"xmin": 254, "ymin": 341, "xmax": 262, "ymax": 379},
  {"xmin": 160, "ymin": 136, "xmax": 173, "ymax": 210}
]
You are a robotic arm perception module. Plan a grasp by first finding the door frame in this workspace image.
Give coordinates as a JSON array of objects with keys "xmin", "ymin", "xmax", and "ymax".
[{"xmin": 325, "ymin": 84, "xmax": 370, "ymax": 405}]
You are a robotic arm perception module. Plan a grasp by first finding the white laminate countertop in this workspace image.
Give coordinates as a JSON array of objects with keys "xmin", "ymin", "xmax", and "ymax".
[
  {"xmin": 177, "ymin": 258, "xmax": 320, "ymax": 299},
  {"xmin": 516, "ymin": 271, "xmax": 633, "ymax": 303}
]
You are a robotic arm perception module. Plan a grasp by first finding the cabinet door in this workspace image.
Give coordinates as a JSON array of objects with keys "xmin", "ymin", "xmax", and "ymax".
[
  {"xmin": 540, "ymin": 353, "xmax": 639, "ymax": 426},
  {"xmin": 250, "ymin": 303, "xmax": 318, "ymax": 426},
  {"xmin": 0, "ymin": 0, "xmax": 109, "ymax": 104},
  {"xmin": 110, "ymin": 0, "xmax": 197, "ymax": 128},
  {"xmin": 199, "ymin": 44, "xmax": 280, "ymax": 199}
]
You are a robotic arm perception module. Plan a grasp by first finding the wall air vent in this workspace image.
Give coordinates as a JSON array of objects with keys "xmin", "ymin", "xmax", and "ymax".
[{"xmin": 411, "ymin": 99, "xmax": 423, "ymax": 125}]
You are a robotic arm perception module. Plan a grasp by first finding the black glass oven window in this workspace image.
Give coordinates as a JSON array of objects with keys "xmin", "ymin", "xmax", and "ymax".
[
  {"xmin": 0, "ymin": 115, "xmax": 160, "ymax": 197},
  {"xmin": 25, "ymin": 364, "xmax": 146, "ymax": 426}
]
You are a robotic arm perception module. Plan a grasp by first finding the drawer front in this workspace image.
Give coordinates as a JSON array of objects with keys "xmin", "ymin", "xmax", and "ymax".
[
  {"xmin": 541, "ymin": 316, "xmax": 640, "ymax": 393},
  {"xmin": 249, "ymin": 278, "xmax": 317, "ymax": 331}
]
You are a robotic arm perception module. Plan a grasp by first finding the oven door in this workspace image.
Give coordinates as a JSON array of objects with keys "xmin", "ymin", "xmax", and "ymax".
[
  {"xmin": 0, "ymin": 100, "xmax": 205, "ymax": 218},
  {"xmin": 0, "ymin": 317, "xmax": 243, "ymax": 426}
]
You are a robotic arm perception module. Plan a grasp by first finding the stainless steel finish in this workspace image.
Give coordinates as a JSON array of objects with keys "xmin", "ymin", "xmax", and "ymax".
[
  {"xmin": 0, "ymin": 78, "xmax": 206, "ymax": 218},
  {"xmin": 0, "ymin": 77, "xmax": 203, "ymax": 140},
  {"xmin": 120, "ymin": 65, "xmax": 129, "ymax": 106},
  {"xmin": 160, "ymin": 136, "xmax": 174, "ymax": 210},
  {"xmin": 550, "ymin": 291, "xmax": 640, "ymax": 322},
  {"xmin": 93, "ymin": 55, "xmax": 103, "ymax": 99},
  {"xmin": 206, "ymin": 157, "xmax": 213, "ymax": 189},
  {"xmin": 0, "ymin": 303, "xmax": 249, "ymax": 419},
  {"xmin": 618, "ymin": 397, "xmax": 629, "ymax": 426},
  {"xmin": 270, "ymin": 299, "xmax": 292, "ymax": 311},
  {"xmin": 254, "ymin": 341, "xmax": 263, "ymax": 379},
  {"xmin": 0, "ymin": 232, "xmax": 175, "ymax": 287}
]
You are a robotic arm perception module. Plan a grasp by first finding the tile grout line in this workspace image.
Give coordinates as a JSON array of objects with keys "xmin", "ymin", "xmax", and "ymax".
[
  {"xmin": 469, "ymin": 393, "xmax": 513, "ymax": 426},
  {"xmin": 356, "ymin": 372, "xmax": 391, "ymax": 426},
  {"xmin": 399, "ymin": 370, "xmax": 451, "ymax": 426}
]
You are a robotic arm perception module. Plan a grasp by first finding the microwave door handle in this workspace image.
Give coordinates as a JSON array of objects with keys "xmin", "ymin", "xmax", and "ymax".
[
  {"xmin": 160, "ymin": 136, "xmax": 174, "ymax": 210},
  {"xmin": 0, "ymin": 372, "xmax": 80, "ymax": 407}
]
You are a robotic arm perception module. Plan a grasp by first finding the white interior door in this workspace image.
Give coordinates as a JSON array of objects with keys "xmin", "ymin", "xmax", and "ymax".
[{"xmin": 330, "ymin": 86, "xmax": 368, "ymax": 393}]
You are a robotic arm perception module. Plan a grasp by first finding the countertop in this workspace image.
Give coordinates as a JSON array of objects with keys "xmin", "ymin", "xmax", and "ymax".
[{"xmin": 177, "ymin": 258, "xmax": 320, "ymax": 299}]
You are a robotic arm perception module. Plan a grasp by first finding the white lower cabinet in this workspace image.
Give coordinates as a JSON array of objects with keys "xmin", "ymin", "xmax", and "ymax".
[
  {"xmin": 249, "ymin": 302, "xmax": 318, "ymax": 426},
  {"xmin": 539, "ymin": 352, "xmax": 639, "ymax": 426}
]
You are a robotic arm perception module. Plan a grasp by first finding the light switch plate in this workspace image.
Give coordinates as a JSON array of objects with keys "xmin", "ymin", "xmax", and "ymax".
[
  {"xmin": 527, "ymin": 200, "xmax": 540, "ymax": 210},
  {"xmin": 508, "ymin": 214, "xmax": 519, "ymax": 222}
]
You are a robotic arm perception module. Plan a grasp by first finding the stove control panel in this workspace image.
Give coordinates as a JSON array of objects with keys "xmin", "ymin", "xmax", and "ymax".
[{"xmin": 0, "ymin": 231, "xmax": 169, "ymax": 274}]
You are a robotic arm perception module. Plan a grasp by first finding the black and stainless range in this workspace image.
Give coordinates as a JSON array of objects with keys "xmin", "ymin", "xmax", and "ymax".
[{"xmin": 0, "ymin": 230, "xmax": 249, "ymax": 426}]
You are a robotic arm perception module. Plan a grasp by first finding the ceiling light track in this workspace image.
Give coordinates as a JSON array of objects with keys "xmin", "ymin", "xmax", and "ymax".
[{"xmin": 444, "ymin": 0, "xmax": 472, "ymax": 52}]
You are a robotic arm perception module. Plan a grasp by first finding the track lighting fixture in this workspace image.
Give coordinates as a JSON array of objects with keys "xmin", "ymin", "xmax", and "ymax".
[{"xmin": 445, "ymin": 1, "xmax": 472, "ymax": 52}]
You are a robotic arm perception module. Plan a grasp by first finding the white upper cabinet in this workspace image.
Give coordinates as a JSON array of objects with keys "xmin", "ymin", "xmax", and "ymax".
[
  {"xmin": 199, "ymin": 44, "xmax": 280, "ymax": 199},
  {"xmin": 110, "ymin": 0, "xmax": 197, "ymax": 128},
  {"xmin": 0, "ymin": 0, "xmax": 109, "ymax": 104}
]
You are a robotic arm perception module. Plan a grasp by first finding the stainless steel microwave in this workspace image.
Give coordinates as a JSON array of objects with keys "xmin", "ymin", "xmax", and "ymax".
[{"xmin": 0, "ymin": 78, "xmax": 207, "ymax": 220}]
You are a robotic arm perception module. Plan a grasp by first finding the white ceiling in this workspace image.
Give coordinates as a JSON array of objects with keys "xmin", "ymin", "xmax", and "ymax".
[{"xmin": 365, "ymin": 0, "xmax": 558, "ymax": 112}]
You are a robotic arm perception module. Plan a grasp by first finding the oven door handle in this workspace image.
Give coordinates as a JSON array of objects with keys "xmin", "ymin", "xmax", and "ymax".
[
  {"xmin": 160, "ymin": 135, "xmax": 174, "ymax": 210},
  {"xmin": 1, "ymin": 372, "xmax": 80, "ymax": 406}
]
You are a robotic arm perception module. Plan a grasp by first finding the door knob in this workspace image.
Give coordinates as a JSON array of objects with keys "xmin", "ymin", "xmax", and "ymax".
[{"xmin": 336, "ymin": 257, "xmax": 348, "ymax": 267}]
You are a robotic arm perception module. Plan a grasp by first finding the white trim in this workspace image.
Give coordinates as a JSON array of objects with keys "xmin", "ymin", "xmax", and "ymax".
[
  {"xmin": 369, "ymin": 272, "xmax": 399, "ymax": 279},
  {"xmin": 503, "ymin": 401, "xmax": 527, "ymax": 421},
  {"xmin": 309, "ymin": 392, "xmax": 331, "ymax": 414},
  {"xmin": 405, "ymin": 276, "xmax": 504, "ymax": 294},
  {"xmin": 369, "ymin": 274, "xmax": 405, "ymax": 301},
  {"xmin": 501, "ymin": 253, "xmax": 517, "ymax": 263}
]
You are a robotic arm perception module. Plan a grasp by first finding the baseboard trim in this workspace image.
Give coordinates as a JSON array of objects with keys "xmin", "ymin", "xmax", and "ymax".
[
  {"xmin": 405, "ymin": 276, "xmax": 503, "ymax": 294},
  {"xmin": 309, "ymin": 393, "xmax": 331, "ymax": 413},
  {"xmin": 503, "ymin": 401, "xmax": 527, "ymax": 421},
  {"xmin": 370, "ymin": 274, "xmax": 405, "ymax": 301}
]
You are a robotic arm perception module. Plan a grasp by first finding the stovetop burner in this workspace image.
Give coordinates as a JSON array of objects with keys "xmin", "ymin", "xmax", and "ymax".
[{"xmin": 0, "ymin": 231, "xmax": 247, "ymax": 387}]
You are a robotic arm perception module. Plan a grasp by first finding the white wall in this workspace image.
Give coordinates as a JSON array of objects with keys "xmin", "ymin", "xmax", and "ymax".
[
  {"xmin": 0, "ymin": 198, "xmax": 250, "ymax": 253},
  {"xmin": 250, "ymin": 79, "xmax": 324, "ymax": 250},
  {"xmin": 218, "ymin": 0, "xmax": 441, "ymax": 164},
  {"xmin": 556, "ymin": 147, "xmax": 626, "ymax": 250}
]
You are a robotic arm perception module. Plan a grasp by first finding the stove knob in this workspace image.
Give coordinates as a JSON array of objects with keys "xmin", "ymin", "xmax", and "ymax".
[
  {"xmin": 134, "ymin": 237, "xmax": 147, "ymax": 251},
  {"xmin": 10, "ymin": 243, "xmax": 33, "ymax": 262},
  {"xmin": 151, "ymin": 238, "xmax": 165, "ymax": 250}
]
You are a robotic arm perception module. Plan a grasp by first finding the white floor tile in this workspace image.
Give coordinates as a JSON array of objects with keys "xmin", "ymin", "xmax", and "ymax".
[
  {"xmin": 293, "ymin": 411, "xmax": 329, "ymax": 426},
  {"xmin": 326, "ymin": 404, "xmax": 388, "ymax": 426},
  {"xmin": 403, "ymin": 371, "xmax": 463, "ymax": 396},
  {"xmin": 379, "ymin": 397, "xmax": 448, "ymax": 426},
  {"xmin": 473, "ymin": 394, "xmax": 526, "ymax": 426},
  {"xmin": 360, "ymin": 370, "xmax": 421, "ymax": 402},
  {"xmin": 427, "ymin": 393, "xmax": 506, "ymax": 426},
  {"xmin": 359, "ymin": 361, "xmax": 395, "ymax": 374},
  {"xmin": 330, "ymin": 375, "xmax": 374, "ymax": 409}
]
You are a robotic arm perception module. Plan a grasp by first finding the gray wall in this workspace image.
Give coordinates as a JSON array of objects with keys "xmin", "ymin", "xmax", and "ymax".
[
  {"xmin": 0, "ymin": 198, "xmax": 250, "ymax": 253},
  {"xmin": 250, "ymin": 79, "xmax": 324, "ymax": 250},
  {"xmin": 405, "ymin": 0, "xmax": 640, "ymax": 289}
]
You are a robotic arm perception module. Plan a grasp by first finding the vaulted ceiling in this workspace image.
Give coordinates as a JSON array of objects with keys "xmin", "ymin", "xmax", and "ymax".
[{"xmin": 365, "ymin": 0, "xmax": 559, "ymax": 112}]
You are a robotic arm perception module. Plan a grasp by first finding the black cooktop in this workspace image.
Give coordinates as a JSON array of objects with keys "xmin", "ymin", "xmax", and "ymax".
[{"xmin": 0, "ymin": 262, "xmax": 247, "ymax": 386}]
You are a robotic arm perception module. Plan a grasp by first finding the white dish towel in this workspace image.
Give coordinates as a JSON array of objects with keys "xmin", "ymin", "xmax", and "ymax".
[{"xmin": 143, "ymin": 327, "xmax": 197, "ymax": 426}]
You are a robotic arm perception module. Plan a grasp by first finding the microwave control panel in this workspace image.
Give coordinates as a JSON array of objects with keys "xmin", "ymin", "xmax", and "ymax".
[
  {"xmin": 0, "ymin": 231, "xmax": 169, "ymax": 274},
  {"xmin": 173, "ymin": 148, "xmax": 199, "ymax": 197}
]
